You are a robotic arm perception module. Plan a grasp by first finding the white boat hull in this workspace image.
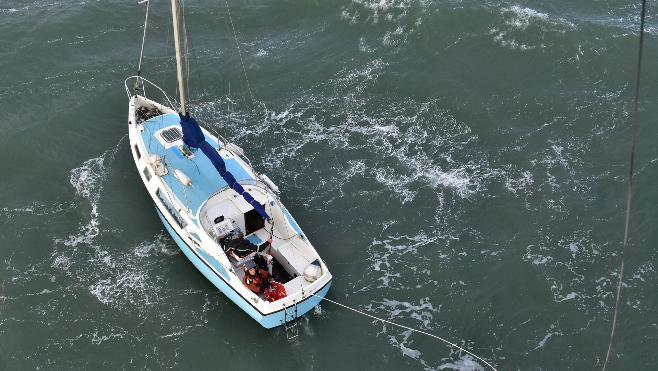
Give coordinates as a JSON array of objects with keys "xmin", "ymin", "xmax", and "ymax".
[{"xmin": 125, "ymin": 84, "xmax": 332, "ymax": 328}]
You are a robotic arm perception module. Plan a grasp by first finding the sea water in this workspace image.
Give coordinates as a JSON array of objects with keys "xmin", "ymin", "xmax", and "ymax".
[{"xmin": 1, "ymin": 0, "xmax": 657, "ymax": 369}]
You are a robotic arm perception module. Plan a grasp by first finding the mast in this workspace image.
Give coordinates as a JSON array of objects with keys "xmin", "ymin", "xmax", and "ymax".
[{"xmin": 171, "ymin": 0, "xmax": 186, "ymax": 115}]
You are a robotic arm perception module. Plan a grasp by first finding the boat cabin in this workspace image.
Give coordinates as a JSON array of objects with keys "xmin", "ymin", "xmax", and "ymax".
[{"xmin": 198, "ymin": 189, "xmax": 316, "ymax": 300}]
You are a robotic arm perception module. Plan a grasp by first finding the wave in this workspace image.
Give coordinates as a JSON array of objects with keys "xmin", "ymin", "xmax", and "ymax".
[
  {"xmin": 488, "ymin": 5, "xmax": 575, "ymax": 51},
  {"xmin": 57, "ymin": 145, "xmax": 120, "ymax": 249},
  {"xmin": 340, "ymin": 0, "xmax": 431, "ymax": 51},
  {"xmin": 87, "ymin": 232, "xmax": 179, "ymax": 312},
  {"xmin": 47, "ymin": 140, "xmax": 182, "ymax": 317},
  {"xmin": 195, "ymin": 56, "xmax": 531, "ymax": 207}
]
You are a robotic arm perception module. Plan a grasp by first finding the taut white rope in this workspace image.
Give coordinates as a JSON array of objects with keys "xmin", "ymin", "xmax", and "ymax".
[{"xmin": 314, "ymin": 295, "xmax": 498, "ymax": 371}]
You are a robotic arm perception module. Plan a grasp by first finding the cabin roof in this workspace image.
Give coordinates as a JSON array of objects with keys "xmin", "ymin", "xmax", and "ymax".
[{"xmin": 140, "ymin": 113, "xmax": 253, "ymax": 216}]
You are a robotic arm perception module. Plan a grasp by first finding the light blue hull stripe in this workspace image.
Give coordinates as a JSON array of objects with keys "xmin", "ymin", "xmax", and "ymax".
[
  {"xmin": 281, "ymin": 205, "xmax": 306, "ymax": 240},
  {"xmin": 195, "ymin": 248, "xmax": 231, "ymax": 281},
  {"xmin": 155, "ymin": 206, "xmax": 331, "ymax": 328}
]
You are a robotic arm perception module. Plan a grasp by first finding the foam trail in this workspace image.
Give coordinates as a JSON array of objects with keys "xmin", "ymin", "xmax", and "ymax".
[{"xmin": 57, "ymin": 137, "xmax": 125, "ymax": 248}]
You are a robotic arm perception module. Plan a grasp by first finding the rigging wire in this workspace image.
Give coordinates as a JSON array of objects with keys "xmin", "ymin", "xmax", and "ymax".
[
  {"xmin": 314, "ymin": 294, "xmax": 498, "ymax": 371},
  {"xmin": 181, "ymin": 0, "xmax": 191, "ymax": 114},
  {"xmin": 178, "ymin": 0, "xmax": 268, "ymax": 163},
  {"xmin": 134, "ymin": 1, "xmax": 177, "ymax": 109},
  {"xmin": 223, "ymin": 0, "xmax": 261, "ymax": 130},
  {"xmin": 135, "ymin": 0, "xmax": 150, "ymax": 92},
  {"xmin": 216, "ymin": 0, "xmax": 271, "ymax": 171},
  {"xmin": 602, "ymin": 1, "xmax": 647, "ymax": 370},
  {"xmin": 179, "ymin": 1, "xmax": 211, "ymax": 123},
  {"xmin": 209, "ymin": 8, "xmax": 235, "ymax": 140},
  {"xmin": 179, "ymin": 0, "xmax": 203, "ymax": 115},
  {"xmin": 163, "ymin": 8, "xmax": 179, "ymax": 112}
]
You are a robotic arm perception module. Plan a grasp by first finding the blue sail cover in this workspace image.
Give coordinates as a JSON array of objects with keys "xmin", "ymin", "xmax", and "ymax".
[{"xmin": 179, "ymin": 114, "xmax": 270, "ymax": 222}]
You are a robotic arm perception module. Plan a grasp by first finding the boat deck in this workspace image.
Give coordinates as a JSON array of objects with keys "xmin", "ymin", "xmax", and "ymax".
[{"xmin": 140, "ymin": 113, "xmax": 253, "ymax": 217}]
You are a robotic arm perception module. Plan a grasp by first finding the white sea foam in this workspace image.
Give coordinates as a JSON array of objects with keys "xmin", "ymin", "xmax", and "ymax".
[
  {"xmin": 340, "ymin": 0, "xmax": 430, "ymax": 50},
  {"xmin": 504, "ymin": 6, "xmax": 549, "ymax": 30},
  {"xmin": 631, "ymin": 262, "xmax": 655, "ymax": 283},
  {"xmin": 365, "ymin": 296, "xmax": 440, "ymax": 331},
  {"xmin": 328, "ymin": 58, "xmax": 388, "ymax": 93},
  {"xmin": 134, "ymin": 232, "xmax": 180, "ymax": 258},
  {"xmin": 386, "ymin": 325, "xmax": 489, "ymax": 370},
  {"xmin": 56, "ymin": 137, "xmax": 124, "ymax": 246},
  {"xmin": 369, "ymin": 234, "xmax": 440, "ymax": 290},
  {"xmin": 359, "ymin": 37, "xmax": 375, "ymax": 53},
  {"xmin": 90, "ymin": 329, "xmax": 126, "ymax": 345},
  {"xmin": 191, "ymin": 55, "xmax": 605, "ymax": 370},
  {"xmin": 554, "ymin": 291, "xmax": 578, "ymax": 302},
  {"xmin": 342, "ymin": 0, "xmax": 412, "ymax": 25},
  {"xmin": 490, "ymin": 5, "xmax": 574, "ymax": 50},
  {"xmin": 85, "ymin": 233, "xmax": 181, "ymax": 314},
  {"xmin": 46, "ymin": 140, "xmax": 182, "ymax": 317},
  {"xmin": 89, "ymin": 271, "xmax": 149, "ymax": 306},
  {"xmin": 525, "ymin": 251, "xmax": 553, "ymax": 266},
  {"xmin": 505, "ymin": 170, "xmax": 534, "ymax": 195},
  {"xmin": 521, "ymin": 220, "xmax": 635, "ymax": 319},
  {"xmin": 0, "ymin": 202, "xmax": 73, "ymax": 220},
  {"xmin": 436, "ymin": 355, "xmax": 486, "ymax": 371},
  {"xmin": 422, "ymin": 167, "xmax": 479, "ymax": 198},
  {"xmin": 51, "ymin": 254, "xmax": 73, "ymax": 275},
  {"xmin": 534, "ymin": 324, "xmax": 564, "ymax": 350},
  {"xmin": 59, "ymin": 155, "xmax": 108, "ymax": 248},
  {"xmin": 198, "ymin": 57, "xmax": 524, "ymax": 205}
]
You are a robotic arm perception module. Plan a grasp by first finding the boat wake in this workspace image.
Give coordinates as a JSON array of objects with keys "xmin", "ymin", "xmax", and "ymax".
[{"xmin": 184, "ymin": 41, "xmax": 657, "ymax": 366}]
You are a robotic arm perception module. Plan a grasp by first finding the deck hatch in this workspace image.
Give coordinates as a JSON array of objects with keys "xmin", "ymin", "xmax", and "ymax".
[{"xmin": 161, "ymin": 127, "xmax": 183, "ymax": 143}]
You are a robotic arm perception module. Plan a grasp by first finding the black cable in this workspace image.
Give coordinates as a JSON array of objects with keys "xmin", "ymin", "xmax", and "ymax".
[{"xmin": 602, "ymin": 1, "xmax": 646, "ymax": 369}]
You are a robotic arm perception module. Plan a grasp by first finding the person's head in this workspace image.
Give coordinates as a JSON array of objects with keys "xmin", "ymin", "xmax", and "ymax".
[
  {"xmin": 236, "ymin": 231, "xmax": 244, "ymax": 239},
  {"xmin": 245, "ymin": 260, "xmax": 256, "ymax": 275}
]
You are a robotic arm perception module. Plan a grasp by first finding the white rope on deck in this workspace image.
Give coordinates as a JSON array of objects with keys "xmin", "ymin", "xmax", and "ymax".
[{"xmin": 314, "ymin": 295, "xmax": 498, "ymax": 371}]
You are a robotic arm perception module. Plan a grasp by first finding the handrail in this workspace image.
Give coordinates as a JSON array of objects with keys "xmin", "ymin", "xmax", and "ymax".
[
  {"xmin": 205, "ymin": 178, "xmax": 278, "ymax": 202},
  {"xmin": 198, "ymin": 179, "xmax": 279, "ymax": 220},
  {"xmin": 124, "ymin": 76, "xmax": 178, "ymax": 111},
  {"xmin": 197, "ymin": 180, "xmax": 302, "ymax": 242},
  {"xmin": 126, "ymin": 76, "xmax": 258, "ymax": 174}
]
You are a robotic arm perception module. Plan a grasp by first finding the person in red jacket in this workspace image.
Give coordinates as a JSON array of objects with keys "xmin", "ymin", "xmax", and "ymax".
[{"xmin": 243, "ymin": 260, "xmax": 271, "ymax": 293}]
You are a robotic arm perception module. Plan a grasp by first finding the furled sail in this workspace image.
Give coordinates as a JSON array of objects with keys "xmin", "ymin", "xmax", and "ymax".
[{"xmin": 179, "ymin": 114, "xmax": 271, "ymax": 222}]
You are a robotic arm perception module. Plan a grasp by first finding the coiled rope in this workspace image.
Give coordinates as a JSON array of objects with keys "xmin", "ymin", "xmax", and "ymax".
[
  {"xmin": 314, "ymin": 295, "xmax": 498, "ymax": 371},
  {"xmin": 602, "ymin": 1, "xmax": 647, "ymax": 370}
]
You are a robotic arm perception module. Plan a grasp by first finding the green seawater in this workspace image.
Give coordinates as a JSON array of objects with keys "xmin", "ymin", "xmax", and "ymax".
[{"xmin": 1, "ymin": 0, "xmax": 657, "ymax": 369}]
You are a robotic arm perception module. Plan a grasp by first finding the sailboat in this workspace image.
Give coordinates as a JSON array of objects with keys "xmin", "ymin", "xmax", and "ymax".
[{"xmin": 124, "ymin": 0, "xmax": 332, "ymax": 330}]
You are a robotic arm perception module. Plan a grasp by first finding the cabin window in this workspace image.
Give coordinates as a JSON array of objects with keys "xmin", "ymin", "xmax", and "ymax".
[
  {"xmin": 156, "ymin": 189, "xmax": 187, "ymax": 229},
  {"xmin": 143, "ymin": 167, "xmax": 152, "ymax": 181},
  {"xmin": 134, "ymin": 144, "xmax": 141, "ymax": 159},
  {"xmin": 244, "ymin": 207, "xmax": 265, "ymax": 236}
]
